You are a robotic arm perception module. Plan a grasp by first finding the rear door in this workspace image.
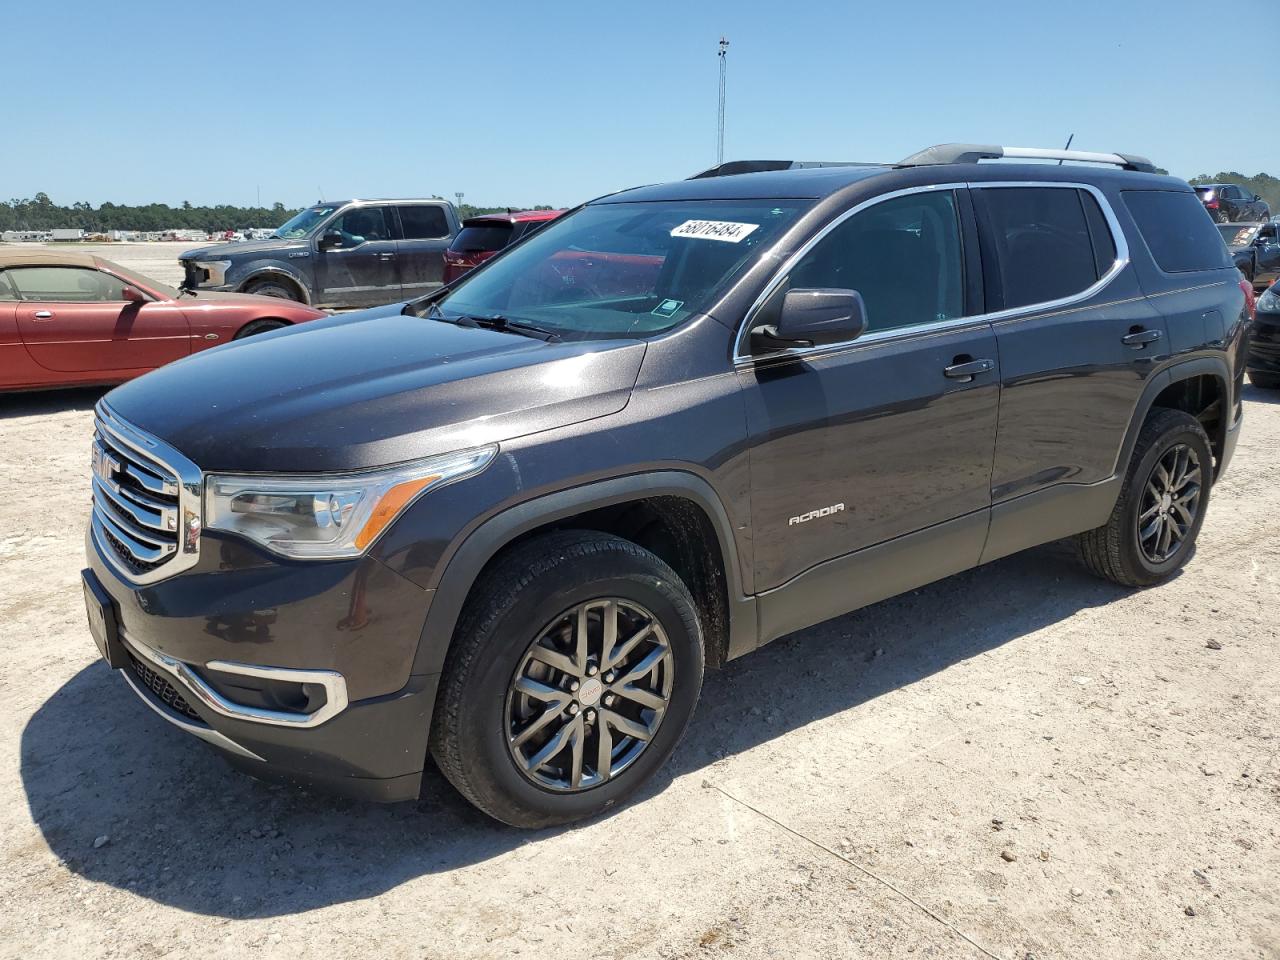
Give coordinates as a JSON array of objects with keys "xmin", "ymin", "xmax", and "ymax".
[
  {"xmin": 395, "ymin": 203, "xmax": 454, "ymax": 297},
  {"xmin": 315, "ymin": 204, "xmax": 401, "ymax": 307},
  {"xmin": 1255, "ymin": 222, "xmax": 1280, "ymax": 285},
  {"xmin": 9, "ymin": 265, "xmax": 190, "ymax": 373},
  {"xmin": 974, "ymin": 183, "xmax": 1164, "ymax": 560}
]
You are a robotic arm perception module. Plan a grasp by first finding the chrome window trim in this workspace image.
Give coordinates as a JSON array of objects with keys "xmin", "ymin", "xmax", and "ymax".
[
  {"xmin": 92, "ymin": 401, "xmax": 203, "ymax": 585},
  {"xmin": 127, "ymin": 631, "xmax": 350, "ymax": 729},
  {"xmin": 733, "ymin": 179, "xmax": 1130, "ymax": 366}
]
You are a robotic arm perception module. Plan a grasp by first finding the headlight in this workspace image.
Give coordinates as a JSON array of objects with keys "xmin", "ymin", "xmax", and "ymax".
[
  {"xmin": 204, "ymin": 445, "xmax": 497, "ymax": 559},
  {"xmin": 1258, "ymin": 286, "xmax": 1280, "ymax": 314},
  {"xmin": 197, "ymin": 260, "xmax": 233, "ymax": 285}
]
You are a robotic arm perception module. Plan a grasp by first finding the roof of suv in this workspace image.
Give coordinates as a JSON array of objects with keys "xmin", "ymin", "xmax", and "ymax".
[{"xmin": 601, "ymin": 162, "xmax": 1185, "ymax": 204}]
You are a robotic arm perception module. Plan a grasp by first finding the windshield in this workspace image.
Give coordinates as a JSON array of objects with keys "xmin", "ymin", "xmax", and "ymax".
[
  {"xmin": 273, "ymin": 205, "xmax": 338, "ymax": 240},
  {"xmin": 1218, "ymin": 224, "xmax": 1258, "ymax": 246},
  {"xmin": 99, "ymin": 258, "xmax": 180, "ymax": 299},
  {"xmin": 428, "ymin": 199, "xmax": 809, "ymax": 339}
]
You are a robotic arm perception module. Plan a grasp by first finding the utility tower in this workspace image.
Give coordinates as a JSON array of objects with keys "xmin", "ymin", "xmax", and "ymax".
[{"xmin": 716, "ymin": 37, "xmax": 729, "ymax": 165}]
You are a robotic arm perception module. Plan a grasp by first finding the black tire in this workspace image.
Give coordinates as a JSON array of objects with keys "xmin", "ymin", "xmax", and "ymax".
[
  {"xmin": 1077, "ymin": 408, "xmax": 1212, "ymax": 587},
  {"xmin": 430, "ymin": 530, "xmax": 705, "ymax": 828},
  {"xmin": 243, "ymin": 278, "xmax": 301, "ymax": 301},
  {"xmin": 233, "ymin": 318, "xmax": 289, "ymax": 340},
  {"xmin": 1248, "ymin": 371, "xmax": 1280, "ymax": 390}
]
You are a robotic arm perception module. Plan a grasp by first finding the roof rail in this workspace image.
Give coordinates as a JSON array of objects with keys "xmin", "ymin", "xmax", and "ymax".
[
  {"xmin": 689, "ymin": 159, "xmax": 883, "ymax": 179},
  {"xmin": 897, "ymin": 143, "xmax": 1157, "ymax": 174}
]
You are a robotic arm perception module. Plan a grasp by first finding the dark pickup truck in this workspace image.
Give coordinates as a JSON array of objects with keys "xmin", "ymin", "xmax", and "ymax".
[{"xmin": 179, "ymin": 199, "xmax": 460, "ymax": 309}]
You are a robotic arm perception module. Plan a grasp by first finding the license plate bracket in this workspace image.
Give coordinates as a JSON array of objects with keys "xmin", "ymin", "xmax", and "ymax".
[{"xmin": 82, "ymin": 569, "xmax": 126, "ymax": 669}]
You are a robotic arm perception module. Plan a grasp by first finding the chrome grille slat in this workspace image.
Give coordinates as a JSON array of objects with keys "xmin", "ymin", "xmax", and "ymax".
[
  {"xmin": 92, "ymin": 475, "xmax": 175, "ymax": 535},
  {"xmin": 90, "ymin": 403, "xmax": 199, "ymax": 583},
  {"xmin": 96, "ymin": 510, "xmax": 176, "ymax": 561}
]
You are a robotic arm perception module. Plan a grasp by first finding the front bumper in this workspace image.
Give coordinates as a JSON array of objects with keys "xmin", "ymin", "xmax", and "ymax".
[
  {"xmin": 86, "ymin": 525, "xmax": 440, "ymax": 803},
  {"xmin": 1247, "ymin": 314, "xmax": 1280, "ymax": 373}
]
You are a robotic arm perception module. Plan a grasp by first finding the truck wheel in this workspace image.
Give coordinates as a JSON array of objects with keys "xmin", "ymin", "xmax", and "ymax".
[
  {"xmin": 244, "ymin": 278, "xmax": 301, "ymax": 301},
  {"xmin": 430, "ymin": 530, "xmax": 704, "ymax": 828},
  {"xmin": 1077, "ymin": 409, "xmax": 1212, "ymax": 587},
  {"xmin": 1249, "ymin": 371, "xmax": 1280, "ymax": 390},
  {"xmin": 233, "ymin": 319, "xmax": 288, "ymax": 339}
]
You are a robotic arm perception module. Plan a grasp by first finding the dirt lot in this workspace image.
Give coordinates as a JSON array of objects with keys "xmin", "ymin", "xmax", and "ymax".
[{"xmin": 0, "ymin": 381, "xmax": 1277, "ymax": 959}]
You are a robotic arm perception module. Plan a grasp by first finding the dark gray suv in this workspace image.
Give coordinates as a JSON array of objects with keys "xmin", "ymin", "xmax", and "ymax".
[
  {"xmin": 83, "ymin": 144, "xmax": 1247, "ymax": 827},
  {"xmin": 179, "ymin": 199, "xmax": 460, "ymax": 309}
]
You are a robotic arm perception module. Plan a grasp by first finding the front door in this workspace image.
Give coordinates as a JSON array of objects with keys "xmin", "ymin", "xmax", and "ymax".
[
  {"xmin": 8, "ymin": 265, "xmax": 189, "ymax": 373},
  {"xmin": 394, "ymin": 204, "xmax": 453, "ymax": 297},
  {"xmin": 315, "ymin": 205, "xmax": 401, "ymax": 308},
  {"xmin": 740, "ymin": 187, "xmax": 1000, "ymax": 593}
]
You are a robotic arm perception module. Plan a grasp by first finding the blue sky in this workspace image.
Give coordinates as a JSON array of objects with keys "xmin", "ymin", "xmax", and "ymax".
[{"xmin": 4, "ymin": 0, "xmax": 1276, "ymax": 209}]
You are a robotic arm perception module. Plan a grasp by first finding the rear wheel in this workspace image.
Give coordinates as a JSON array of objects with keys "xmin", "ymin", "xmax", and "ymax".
[
  {"xmin": 1077, "ymin": 409, "xmax": 1212, "ymax": 587},
  {"xmin": 244, "ymin": 278, "xmax": 301, "ymax": 301},
  {"xmin": 430, "ymin": 530, "xmax": 704, "ymax": 828},
  {"xmin": 233, "ymin": 318, "xmax": 288, "ymax": 339},
  {"xmin": 1248, "ymin": 371, "xmax": 1280, "ymax": 390}
]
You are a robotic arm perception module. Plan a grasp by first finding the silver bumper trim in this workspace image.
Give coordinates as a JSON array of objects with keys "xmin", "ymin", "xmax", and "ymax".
[
  {"xmin": 125, "ymin": 633, "xmax": 350, "ymax": 729},
  {"xmin": 121, "ymin": 663, "xmax": 265, "ymax": 761}
]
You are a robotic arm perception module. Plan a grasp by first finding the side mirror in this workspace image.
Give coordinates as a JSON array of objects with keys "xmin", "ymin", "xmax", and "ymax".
[
  {"xmin": 120, "ymin": 285, "xmax": 145, "ymax": 303},
  {"xmin": 318, "ymin": 230, "xmax": 343, "ymax": 250},
  {"xmin": 751, "ymin": 288, "xmax": 867, "ymax": 353}
]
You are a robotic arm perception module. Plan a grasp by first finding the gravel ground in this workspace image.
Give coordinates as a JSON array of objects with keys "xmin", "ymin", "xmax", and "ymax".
[{"xmin": 0, "ymin": 382, "xmax": 1277, "ymax": 959}]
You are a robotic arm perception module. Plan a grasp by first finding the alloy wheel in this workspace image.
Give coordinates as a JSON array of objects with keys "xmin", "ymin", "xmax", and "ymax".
[
  {"xmin": 1136, "ymin": 442, "xmax": 1202, "ymax": 563},
  {"xmin": 505, "ymin": 599, "xmax": 675, "ymax": 792}
]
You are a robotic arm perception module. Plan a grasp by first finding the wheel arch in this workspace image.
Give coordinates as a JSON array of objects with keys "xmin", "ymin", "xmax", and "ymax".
[
  {"xmin": 1116, "ymin": 358, "xmax": 1233, "ymax": 480},
  {"xmin": 237, "ymin": 266, "xmax": 312, "ymax": 304},
  {"xmin": 232, "ymin": 316, "xmax": 293, "ymax": 339},
  {"xmin": 410, "ymin": 472, "xmax": 757, "ymax": 680}
]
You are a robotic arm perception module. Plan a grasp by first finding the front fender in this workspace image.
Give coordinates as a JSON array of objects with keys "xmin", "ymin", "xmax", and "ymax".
[
  {"xmin": 231, "ymin": 261, "xmax": 314, "ymax": 303},
  {"xmin": 406, "ymin": 470, "xmax": 757, "ymax": 678}
]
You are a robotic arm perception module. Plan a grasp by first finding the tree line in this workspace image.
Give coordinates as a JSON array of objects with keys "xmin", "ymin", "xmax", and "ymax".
[{"xmin": 0, "ymin": 194, "xmax": 558, "ymax": 234}]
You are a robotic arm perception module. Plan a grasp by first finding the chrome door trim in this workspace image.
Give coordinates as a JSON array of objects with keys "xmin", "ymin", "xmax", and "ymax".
[{"xmin": 733, "ymin": 180, "xmax": 1130, "ymax": 366}]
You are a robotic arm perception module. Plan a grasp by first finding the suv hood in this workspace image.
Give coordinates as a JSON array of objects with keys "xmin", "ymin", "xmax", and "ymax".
[
  {"xmin": 181, "ymin": 237, "xmax": 298, "ymax": 260},
  {"xmin": 104, "ymin": 307, "xmax": 646, "ymax": 472}
]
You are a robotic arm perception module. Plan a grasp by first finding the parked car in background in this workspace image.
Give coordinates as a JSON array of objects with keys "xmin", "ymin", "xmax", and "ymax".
[
  {"xmin": 441, "ymin": 210, "xmax": 565, "ymax": 283},
  {"xmin": 179, "ymin": 199, "xmax": 461, "ymax": 309},
  {"xmin": 1248, "ymin": 280, "xmax": 1280, "ymax": 389},
  {"xmin": 0, "ymin": 251, "xmax": 325, "ymax": 391},
  {"xmin": 1195, "ymin": 183, "xmax": 1271, "ymax": 223},
  {"xmin": 1219, "ymin": 221, "xmax": 1280, "ymax": 289},
  {"xmin": 83, "ymin": 143, "xmax": 1246, "ymax": 828}
]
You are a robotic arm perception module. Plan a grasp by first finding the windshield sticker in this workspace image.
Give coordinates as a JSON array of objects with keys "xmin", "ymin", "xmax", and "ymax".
[
  {"xmin": 670, "ymin": 219, "xmax": 760, "ymax": 243},
  {"xmin": 651, "ymin": 299, "xmax": 684, "ymax": 318}
]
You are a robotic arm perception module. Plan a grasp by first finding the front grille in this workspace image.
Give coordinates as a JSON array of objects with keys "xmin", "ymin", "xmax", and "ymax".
[
  {"xmin": 91, "ymin": 416, "xmax": 182, "ymax": 578},
  {"xmin": 129, "ymin": 652, "xmax": 203, "ymax": 723}
]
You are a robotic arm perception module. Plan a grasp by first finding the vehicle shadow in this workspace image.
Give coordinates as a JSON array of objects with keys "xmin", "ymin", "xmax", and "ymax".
[
  {"xmin": 21, "ymin": 539, "xmax": 1136, "ymax": 918},
  {"xmin": 0, "ymin": 386, "xmax": 108, "ymax": 421},
  {"xmin": 1242, "ymin": 382, "xmax": 1280, "ymax": 405}
]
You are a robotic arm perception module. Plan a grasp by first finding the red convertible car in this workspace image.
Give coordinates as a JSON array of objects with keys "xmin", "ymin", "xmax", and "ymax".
[{"xmin": 0, "ymin": 250, "xmax": 326, "ymax": 391}]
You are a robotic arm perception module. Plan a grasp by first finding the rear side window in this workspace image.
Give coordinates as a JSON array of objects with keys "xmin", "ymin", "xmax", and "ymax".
[
  {"xmin": 979, "ymin": 187, "xmax": 1102, "ymax": 310},
  {"xmin": 399, "ymin": 205, "xmax": 450, "ymax": 239},
  {"xmin": 451, "ymin": 224, "xmax": 513, "ymax": 253},
  {"xmin": 1122, "ymin": 190, "xmax": 1235, "ymax": 273}
]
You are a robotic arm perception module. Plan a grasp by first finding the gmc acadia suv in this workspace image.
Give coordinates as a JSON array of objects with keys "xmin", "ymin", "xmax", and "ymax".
[{"xmin": 82, "ymin": 144, "xmax": 1247, "ymax": 828}]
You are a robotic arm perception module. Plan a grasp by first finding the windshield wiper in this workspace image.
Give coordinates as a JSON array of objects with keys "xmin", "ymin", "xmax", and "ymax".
[{"xmin": 463, "ymin": 314, "xmax": 562, "ymax": 342}]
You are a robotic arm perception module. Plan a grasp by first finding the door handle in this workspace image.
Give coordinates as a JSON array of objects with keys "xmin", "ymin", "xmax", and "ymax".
[
  {"xmin": 1121, "ymin": 328, "xmax": 1161, "ymax": 348},
  {"xmin": 32, "ymin": 310, "xmax": 54, "ymax": 320},
  {"xmin": 943, "ymin": 358, "xmax": 994, "ymax": 381},
  {"xmin": 378, "ymin": 253, "xmax": 397, "ymax": 260}
]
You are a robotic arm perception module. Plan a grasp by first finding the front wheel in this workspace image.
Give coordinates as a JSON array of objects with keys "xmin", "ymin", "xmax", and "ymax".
[
  {"xmin": 430, "ymin": 531, "xmax": 705, "ymax": 828},
  {"xmin": 243, "ymin": 278, "xmax": 301, "ymax": 301},
  {"xmin": 1077, "ymin": 409, "xmax": 1212, "ymax": 587}
]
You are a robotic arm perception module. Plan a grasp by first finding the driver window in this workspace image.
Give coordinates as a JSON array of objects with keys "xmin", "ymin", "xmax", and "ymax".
[
  {"xmin": 782, "ymin": 190, "xmax": 964, "ymax": 332},
  {"xmin": 327, "ymin": 207, "xmax": 391, "ymax": 248},
  {"xmin": 5, "ymin": 266, "xmax": 126, "ymax": 302}
]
